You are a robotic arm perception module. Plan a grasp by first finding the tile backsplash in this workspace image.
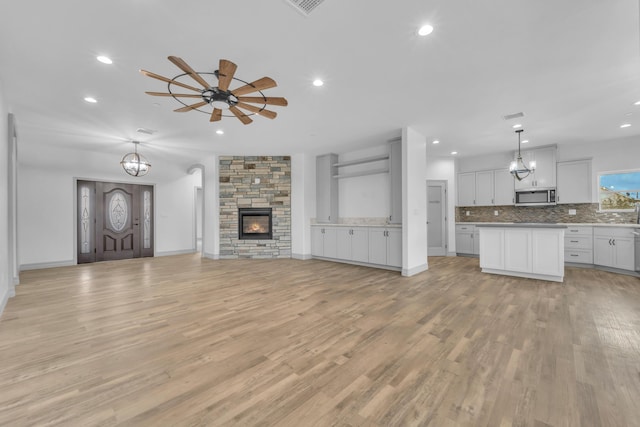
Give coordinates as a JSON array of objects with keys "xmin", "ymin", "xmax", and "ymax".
[{"xmin": 456, "ymin": 203, "xmax": 637, "ymax": 224}]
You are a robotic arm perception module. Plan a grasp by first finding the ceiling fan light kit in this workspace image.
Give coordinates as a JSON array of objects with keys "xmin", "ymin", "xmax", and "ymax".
[
  {"xmin": 141, "ymin": 57, "xmax": 288, "ymax": 125},
  {"xmin": 121, "ymin": 141, "xmax": 151, "ymax": 177},
  {"xmin": 509, "ymin": 129, "xmax": 535, "ymax": 181}
]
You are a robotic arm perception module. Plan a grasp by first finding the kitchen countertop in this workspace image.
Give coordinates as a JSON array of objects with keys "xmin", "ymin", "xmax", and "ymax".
[
  {"xmin": 458, "ymin": 222, "xmax": 640, "ymax": 228},
  {"xmin": 311, "ymin": 223, "xmax": 402, "ymax": 228},
  {"xmin": 475, "ymin": 223, "xmax": 568, "ymax": 229}
]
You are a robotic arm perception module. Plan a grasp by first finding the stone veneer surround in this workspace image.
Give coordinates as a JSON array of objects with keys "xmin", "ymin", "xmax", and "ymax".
[{"xmin": 219, "ymin": 156, "xmax": 291, "ymax": 259}]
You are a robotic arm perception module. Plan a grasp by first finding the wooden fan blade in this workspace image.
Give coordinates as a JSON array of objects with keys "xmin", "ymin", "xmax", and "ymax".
[
  {"xmin": 145, "ymin": 92, "xmax": 202, "ymax": 98},
  {"xmin": 140, "ymin": 69, "xmax": 201, "ymax": 92},
  {"xmin": 238, "ymin": 96, "xmax": 288, "ymax": 107},
  {"xmin": 229, "ymin": 106, "xmax": 253, "ymax": 125},
  {"xmin": 174, "ymin": 101, "xmax": 208, "ymax": 112},
  {"xmin": 168, "ymin": 56, "xmax": 211, "ymax": 89},
  {"xmin": 231, "ymin": 77, "xmax": 277, "ymax": 96},
  {"xmin": 236, "ymin": 102, "xmax": 277, "ymax": 119},
  {"xmin": 217, "ymin": 59, "xmax": 237, "ymax": 92},
  {"xmin": 210, "ymin": 108, "xmax": 222, "ymax": 122}
]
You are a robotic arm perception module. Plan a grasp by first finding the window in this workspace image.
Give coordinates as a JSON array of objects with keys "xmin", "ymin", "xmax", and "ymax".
[{"xmin": 598, "ymin": 169, "xmax": 640, "ymax": 211}]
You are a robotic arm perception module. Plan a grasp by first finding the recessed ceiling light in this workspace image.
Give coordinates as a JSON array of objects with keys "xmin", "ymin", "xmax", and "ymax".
[
  {"xmin": 634, "ymin": 101, "xmax": 640, "ymax": 106},
  {"xmin": 512, "ymin": 123, "xmax": 522, "ymax": 129},
  {"xmin": 313, "ymin": 79, "xmax": 324, "ymax": 87},
  {"xmin": 522, "ymin": 139, "xmax": 529, "ymax": 144},
  {"xmin": 96, "ymin": 55, "xmax": 112, "ymax": 65},
  {"xmin": 432, "ymin": 140, "xmax": 440, "ymax": 144},
  {"xmin": 216, "ymin": 129, "xmax": 224, "ymax": 135},
  {"xmin": 418, "ymin": 24, "xmax": 434, "ymax": 36},
  {"xmin": 451, "ymin": 151, "xmax": 458, "ymax": 155},
  {"xmin": 620, "ymin": 123, "xmax": 631, "ymax": 128},
  {"xmin": 84, "ymin": 97, "xmax": 97, "ymax": 103}
]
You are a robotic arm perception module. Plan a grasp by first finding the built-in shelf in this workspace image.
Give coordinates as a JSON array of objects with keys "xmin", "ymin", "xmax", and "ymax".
[
  {"xmin": 332, "ymin": 154, "xmax": 389, "ymax": 168},
  {"xmin": 333, "ymin": 167, "xmax": 389, "ymax": 179}
]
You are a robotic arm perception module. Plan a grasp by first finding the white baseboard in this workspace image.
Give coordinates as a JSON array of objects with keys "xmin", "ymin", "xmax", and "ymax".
[
  {"xmin": 447, "ymin": 251, "xmax": 457, "ymax": 257},
  {"xmin": 402, "ymin": 263, "xmax": 429, "ymax": 277},
  {"xmin": 20, "ymin": 260, "xmax": 75, "ymax": 271},
  {"xmin": 203, "ymin": 252, "xmax": 220, "ymax": 260},
  {"xmin": 155, "ymin": 249, "xmax": 198, "ymax": 257},
  {"xmin": 0, "ymin": 288, "xmax": 9, "ymax": 318},
  {"xmin": 292, "ymin": 253, "xmax": 312, "ymax": 260}
]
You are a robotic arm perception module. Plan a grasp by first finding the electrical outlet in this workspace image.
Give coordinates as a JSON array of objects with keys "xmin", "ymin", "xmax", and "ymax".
[
  {"xmin": 568, "ymin": 209, "xmax": 576, "ymax": 215},
  {"xmin": 494, "ymin": 210, "xmax": 499, "ymax": 216},
  {"xmin": 466, "ymin": 211, "xmax": 470, "ymax": 216}
]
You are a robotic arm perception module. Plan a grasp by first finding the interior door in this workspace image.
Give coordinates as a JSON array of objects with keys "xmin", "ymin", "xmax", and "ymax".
[
  {"xmin": 78, "ymin": 180, "xmax": 154, "ymax": 263},
  {"xmin": 427, "ymin": 181, "xmax": 447, "ymax": 256}
]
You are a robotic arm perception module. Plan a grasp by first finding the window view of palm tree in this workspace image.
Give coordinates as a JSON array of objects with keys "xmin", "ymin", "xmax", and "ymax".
[{"xmin": 598, "ymin": 170, "xmax": 640, "ymax": 210}]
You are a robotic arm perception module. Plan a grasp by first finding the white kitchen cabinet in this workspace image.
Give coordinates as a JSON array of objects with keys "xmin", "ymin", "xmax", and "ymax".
[
  {"xmin": 493, "ymin": 169, "xmax": 515, "ymax": 205},
  {"xmin": 557, "ymin": 159, "xmax": 592, "ymax": 204},
  {"xmin": 593, "ymin": 227, "xmax": 635, "ymax": 271},
  {"xmin": 310, "ymin": 225, "xmax": 337, "ymax": 258},
  {"xmin": 458, "ymin": 169, "xmax": 514, "ymax": 207},
  {"xmin": 514, "ymin": 146, "xmax": 557, "ymax": 190},
  {"xmin": 316, "ymin": 154, "xmax": 339, "ymax": 223},
  {"xmin": 455, "ymin": 224, "xmax": 476, "ymax": 255},
  {"xmin": 336, "ymin": 227, "xmax": 369, "ymax": 263},
  {"xmin": 457, "ymin": 172, "xmax": 476, "ymax": 206},
  {"xmin": 369, "ymin": 227, "xmax": 401, "ymax": 267},
  {"xmin": 389, "ymin": 139, "xmax": 402, "ymax": 224},
  {"xmin": 479, "ymin": 225, "xmax": 565, "ymax": 282},
  {"xmin": 564, "ymin": 226, "xmax": 593, "ymax": 264}
]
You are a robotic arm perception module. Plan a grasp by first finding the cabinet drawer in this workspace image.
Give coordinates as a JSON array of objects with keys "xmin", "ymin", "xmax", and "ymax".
[
  {"xmin": 456, "ymin": 224, "xmax": 475, "ymax": 232},
  {"xmin": 565, "ymin": 226, "xmax": 593, "ymax": 236},
  {"xmin": 564, "ymin": 249, "xmax": 593, "ymax": 264},
  {"xmin": 564, "ymin": 236, "xmax": 592, "ymax": 249}
]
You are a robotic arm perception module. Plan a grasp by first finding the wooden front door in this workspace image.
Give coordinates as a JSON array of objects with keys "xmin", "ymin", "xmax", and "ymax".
[{"xmin": 77, "ymin": 180, "xmax": 154, "ymax": 263}]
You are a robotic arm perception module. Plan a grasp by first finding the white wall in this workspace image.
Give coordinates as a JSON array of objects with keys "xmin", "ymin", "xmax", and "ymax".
[
  {"xmin": 402, "ymin": 127, "xmax": 428, "ymax": 276},
  {"xmin": 18, "ymin": 146, "xmax": 201, "ymax": 268},
  {"xmin": 338, "ymin": 145, "xmax": 390, "ymax": 219},
  {"xmin": 291, "ymin": 153, "xmax": 315, "ymax": 259},
  {"xmin": 0, "ymin": 78, "xmax": 10, "ymax": 314},
  {"xmin": 202, "ymin": 154, "xmax": 219, "ymax": 260},
  {"xmin": 426, "ymin": 156, "xmax": 456, "ymax": 254}
]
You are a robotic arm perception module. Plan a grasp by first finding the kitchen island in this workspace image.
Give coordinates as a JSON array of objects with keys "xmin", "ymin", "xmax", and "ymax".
[{"xmin": 477, "ymin": 223, "xmax": 567, "ymax": 282}]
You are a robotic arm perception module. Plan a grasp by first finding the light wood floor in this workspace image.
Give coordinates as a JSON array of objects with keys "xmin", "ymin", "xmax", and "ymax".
[{"xmin": 1, "ymin": 255, "xmax": 639, "ymax": 426}]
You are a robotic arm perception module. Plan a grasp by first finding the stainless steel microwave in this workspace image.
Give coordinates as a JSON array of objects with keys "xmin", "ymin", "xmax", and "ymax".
[{"xmin": 514, "ymin": 189, "xmax": 556, "ymax": 206}]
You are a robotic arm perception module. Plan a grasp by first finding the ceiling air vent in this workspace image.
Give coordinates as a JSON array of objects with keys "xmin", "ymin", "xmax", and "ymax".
[
  {"xmin": 284, "ymin": 0, "xmax": 326, "ymax": 16},
  {"xmin": 503, "ymin": 112, "xmax": 524, "ymax": 121}
]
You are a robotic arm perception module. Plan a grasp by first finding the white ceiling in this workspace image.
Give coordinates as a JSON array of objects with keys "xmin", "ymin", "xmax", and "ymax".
[{"xmin": 1, "ymin": 0, "xmax": 639, "ymax": 171}]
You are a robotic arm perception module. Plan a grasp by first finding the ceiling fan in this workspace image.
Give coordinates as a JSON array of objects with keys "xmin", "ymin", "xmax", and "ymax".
[{"xmin": 140, "ymin": 57, "xmax": 288, "ymax": 125}]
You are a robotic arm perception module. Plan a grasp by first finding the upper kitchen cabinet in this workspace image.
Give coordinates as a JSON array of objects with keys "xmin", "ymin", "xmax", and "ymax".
[
  {"xmin": 557, "ymin": 159, "xmax": 592, "ymax": 204},
  {"xmin": 514, "ymin": 146, "xmax": 557, "ymax": 190},
  {"xmin": 316, "ymin": 153, "xmax": 339, "ymax": 223},
  {"xmin": 388, "ymin": 139, "xmax": 402, "ymax": 224},
  {"xmin": 457, "ymin": 169, "xmax": 514, "ymax": 207}
]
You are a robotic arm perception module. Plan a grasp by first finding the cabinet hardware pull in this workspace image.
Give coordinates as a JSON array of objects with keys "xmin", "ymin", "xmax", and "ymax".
[
  {"xmin": 570, "ymin": 240, "xmax": 579, "ymax": 243},
  {"xmin": 608, "ymin": 239, "xmax": 612, "ymax": 245},
  {"xmin": 612, "ymin": 239, "xmax": 615, "ymax": 245},
  {"xmin": 571, "ymin": 254, "xmax": 578, "ymax": 257}
]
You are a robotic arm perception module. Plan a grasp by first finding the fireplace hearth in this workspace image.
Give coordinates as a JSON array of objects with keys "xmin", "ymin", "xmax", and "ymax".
[{"xmin": 238, "ymin": 208, "xmax": 273, "ymax": 240}]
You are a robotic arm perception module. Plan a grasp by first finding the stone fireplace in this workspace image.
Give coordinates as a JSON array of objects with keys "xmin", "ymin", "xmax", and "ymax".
[
  {"xmin": 219, "ymin": 156, "xmax": 291, "ymax": 259},
  {"xmin": 238, "ymin": 207, "xmax": 272, "ymax": 240}
]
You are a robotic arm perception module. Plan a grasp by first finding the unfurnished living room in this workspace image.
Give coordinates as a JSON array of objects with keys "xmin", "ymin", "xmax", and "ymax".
[{"xmin": 1, "ymin": 1, "xmax": 639, "ymax": 426}]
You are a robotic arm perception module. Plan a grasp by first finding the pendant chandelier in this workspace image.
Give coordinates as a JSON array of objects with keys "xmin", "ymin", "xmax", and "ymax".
[
  {"xmin": 509, "ymin": 129, "xmax": 535, "ymax": 181},
  {"xmin": 121, "ymin": 141, "xmax": 151, "ymax": 177}
]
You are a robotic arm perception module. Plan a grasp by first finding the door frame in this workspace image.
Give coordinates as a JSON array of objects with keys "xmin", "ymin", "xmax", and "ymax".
[
  {"xmin": 73, "ymin": 178, "xmax": 156, "ymax": 264},
  {"xmin": 426, "ymin": 180, "xmax": 448, "ymax": 256}
]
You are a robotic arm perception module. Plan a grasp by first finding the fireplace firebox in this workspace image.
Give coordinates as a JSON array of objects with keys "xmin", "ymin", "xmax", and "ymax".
[{"xmin": 238, "ymin": 208, "xmax": 273, "ymax": 240}]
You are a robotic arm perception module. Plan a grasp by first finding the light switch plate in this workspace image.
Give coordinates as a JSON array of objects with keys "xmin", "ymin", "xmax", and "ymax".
[
  {"xmin": 568, "ymin": 209, "xmax": 576, "ymax": 215},
  {"xmin": 466, "ymin": 211, "xmax": 470, "ymax": 216},
  {"xmin": 494, "ymin": 210, "xmax": 499, "ymax": 216}
]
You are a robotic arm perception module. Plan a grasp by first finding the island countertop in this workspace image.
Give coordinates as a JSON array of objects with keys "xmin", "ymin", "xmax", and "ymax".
[{"xmin": 475, "ymin": 223, "xmax": 568, "ymax": 229}]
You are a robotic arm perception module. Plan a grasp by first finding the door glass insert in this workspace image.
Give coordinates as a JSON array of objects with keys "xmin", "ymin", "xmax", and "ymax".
[
  {"xmin": 108, "ymin": 190, "xmax": 129, "ymax": 232},
  {"xmin": 143, "ymin": 190, "xmax": 151, "ymax": 249},
  {"xmin": 79, "ymin": 185, "xmax": 92, "ymax": 254}
]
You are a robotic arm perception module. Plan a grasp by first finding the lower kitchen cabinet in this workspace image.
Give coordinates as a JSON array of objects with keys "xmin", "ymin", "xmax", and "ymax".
[
  {"xmin": 593, "ymin": 227, "xmax": 635, "ymax": 271},
  {"xmin": 369, "ymin": 227, "xmax": 402, "ymax": 267},
  {"xmin": 311, "ymin": 225, "xmax": 401, "ymax": 270},
  {"xmin": 455, "ymin": 224, "xmax": 478, "ymax": 255},
  {"xmin": 336, "ymin": 227, "xmax": 369, "ymax": 263},
  {"xmin": 311, "ymin": 226, "xmax": 337, "ymax": 258},
  {"xmin": 564, "ymin": 226, "xmax": 593, "ymax": 264}
]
